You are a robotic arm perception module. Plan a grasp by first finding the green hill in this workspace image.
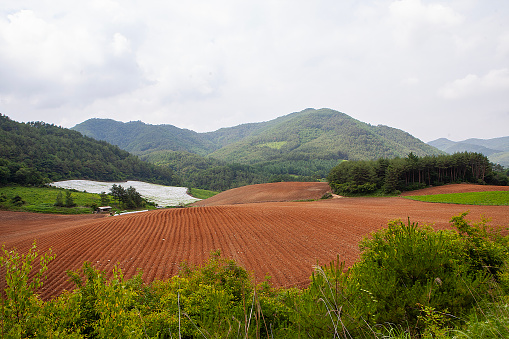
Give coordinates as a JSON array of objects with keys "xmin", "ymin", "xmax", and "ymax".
[
  {"xmin": 429, "ymin": 136, "xmax": 509, "ymax": 167},
  {"xmin": 207, "ymin": 108, "xmax": 441, "ymax": 164},
  {"xmin": 74, "ymin": 108, "xmax": 441, "ymax": 163},
  {"xmin": 0, "ymin": 114, "xmax": 180, "ymax": 186},
  {"xmin": 72, "ymin": 118, "xmax": 218, "ymax": 156},
  {"xmin": 71, "ymin": 108, "xmax": 443, "ymax": 190}
]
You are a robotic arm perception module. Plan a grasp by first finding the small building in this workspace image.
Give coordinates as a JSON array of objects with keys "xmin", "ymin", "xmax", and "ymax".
[{"xmin": 96, "ymin": 206, "xmax": 112, "ymax": 213}]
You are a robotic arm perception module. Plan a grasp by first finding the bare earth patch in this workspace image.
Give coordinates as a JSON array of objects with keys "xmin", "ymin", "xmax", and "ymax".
[
  {"xmin": 1, "ymin": 183, "xmax": 508, "ymax": 300},
  {"xmin": 191, "ymin": 181, "xmax": 332, "ymax": 206}
]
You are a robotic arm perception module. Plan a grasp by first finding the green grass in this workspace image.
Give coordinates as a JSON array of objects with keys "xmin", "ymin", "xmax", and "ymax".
[
  {"xmin": 0, "ymin": 185, "xmax": 102, "ymax": 214},
  {"xmin": 256, "ymin": 141, "xmax": 287, "ymax": 149},
  {"xmin": 404, "ymin": 191, "xmax": 509, "ymax": 206},
  {"xmin": 187, "ymin": 187, "xmax": 219, "ymax": 200}
]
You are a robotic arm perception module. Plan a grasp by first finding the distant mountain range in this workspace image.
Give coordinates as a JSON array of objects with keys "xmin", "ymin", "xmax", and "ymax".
[
  {"xmin": 428, "ymin": 137, "xmax": 509, "ymax": 167},
  {"xmin": 71, "ymin": 108, "xmax": 446, "ymax": 190},
  {"xmin": 73, "ymin": 108, "xmax": 441, "ymax": 162}
]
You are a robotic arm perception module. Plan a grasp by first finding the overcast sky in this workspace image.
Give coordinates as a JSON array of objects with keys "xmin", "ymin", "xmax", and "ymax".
[{"xmin": 1, "ymin": 0, "xmax": 508, "ymax": 142}]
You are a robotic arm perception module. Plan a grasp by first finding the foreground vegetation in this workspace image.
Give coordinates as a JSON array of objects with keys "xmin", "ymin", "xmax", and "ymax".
[
  {"xmin": 2, "ymin": 213, "xmax": 508, "ymax": 338},
  {"xmin": 406, "ymin": 191, "xmax": 509, "ymax": 206}
]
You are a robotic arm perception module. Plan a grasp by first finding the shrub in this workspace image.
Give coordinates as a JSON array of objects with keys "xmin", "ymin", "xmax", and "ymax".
[
  {"xmin": 347, "ymin": 214, "xmax": 506, "ymax": 336},
  {"xmin": 10, "ymin": 194, "xmax": 24, "ymax": 207},
  {"xmin": 0, "ymin": 242, "xmax": 55, "ymax": 337},
  {"xmin": 54, "ymin": 191, "xmax": 64, "ymax": 207}
]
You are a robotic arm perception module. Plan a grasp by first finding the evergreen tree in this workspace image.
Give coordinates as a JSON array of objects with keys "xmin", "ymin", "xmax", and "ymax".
[
  {"xmin": 100, "ymin": 192, "xmax": 110, "ymax": 206},
  {"xmin": 64, "ymin": 191, "xmax": 76, "ymax": 207},
  {"xmin": 54, "ymin": 192, "xmax": 64, "ymax": 207}
]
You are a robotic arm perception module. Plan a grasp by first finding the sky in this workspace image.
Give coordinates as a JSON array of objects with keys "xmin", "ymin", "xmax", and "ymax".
[{"xmin": 1, "ymin": 0, "xmax": 508, "ymax": 143}]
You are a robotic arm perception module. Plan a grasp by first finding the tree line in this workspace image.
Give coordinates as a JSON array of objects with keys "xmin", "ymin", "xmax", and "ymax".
[
  {"xmin": 141, "ymin": 150, "xmax": 325, "ymax": 191},
  {"xmin": 327, "ymin": 152, "xmax": 508, "ymax": 195}
]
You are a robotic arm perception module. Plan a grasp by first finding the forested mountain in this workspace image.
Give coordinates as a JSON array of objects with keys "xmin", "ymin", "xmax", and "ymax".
[
  {"xmin": 0, "ymin": 114, "xmax": 180, "ymax": 186},
  {"xmin": 74, "ymin": 108, "xmax": 441, "ymax": 162},
  {"xmin": 429, "ymin": 137, "xmax": 509, "ymax": 167},
  {"xmin": 207, "ymin": 108, "xmax": 441, "ymax": 164},
  {"xmin": 71, "ymin": 108, "xmax": 443, "ymax": 190},
  {"xmin": 72, "ymin": 118, "xmax": 217, "ymax": 156}
]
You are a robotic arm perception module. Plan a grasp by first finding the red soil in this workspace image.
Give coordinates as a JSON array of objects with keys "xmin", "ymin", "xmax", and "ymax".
[
  {"xmin": 192, "ymin": 181, "xmax": 332, "ymax": 206},
  {"xmin": 1, "ymin": 183, "xmax": 508, "ymax": 300}
]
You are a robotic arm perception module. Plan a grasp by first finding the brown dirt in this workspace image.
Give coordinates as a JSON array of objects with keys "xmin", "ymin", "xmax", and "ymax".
[
  {"xmin": 192, "ymin": 181, "xmax": 332, "ymax": 207},
  {"xmin": 1, "ymin": 183, "xmax": 508, "ymax": 300}
]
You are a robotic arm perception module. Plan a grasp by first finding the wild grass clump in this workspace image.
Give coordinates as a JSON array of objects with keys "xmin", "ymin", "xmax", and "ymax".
[{"xmin": 1, "ymin": 212, "xmax": 509, "ymax": 338}]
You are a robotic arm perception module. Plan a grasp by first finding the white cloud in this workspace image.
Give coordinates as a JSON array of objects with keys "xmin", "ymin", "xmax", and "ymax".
[
  {"xmin": 0, "ymin": 1, "xmax": 508, "ymax": 141},
  {"xmin": 439, "ymin": 68, "xmax": 509, "ymax": 99},
  {"xmin": 0, "ymin": 6, "xmax": 146, "ymax": 109},
  {"xmin": 388, "ymin": 0, "xmax": 463, "ymax": 45}
]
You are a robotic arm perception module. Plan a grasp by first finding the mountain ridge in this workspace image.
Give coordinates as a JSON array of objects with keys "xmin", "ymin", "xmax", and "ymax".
[
  {"xmin": 428, "ymin": 136, "xmax": 509, "ymax": 167},
  {"xmin": 73, "ymin": 108, "xmax": 441, "ymax": 162},
  {"xmin": 71, "ymin": 108, "xmax": 445, "ymax": 190}
]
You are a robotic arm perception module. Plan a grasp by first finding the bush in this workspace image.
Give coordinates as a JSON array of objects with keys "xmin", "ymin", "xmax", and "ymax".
[
  {"xmin": 349, "ymin": 217, "xmax": 491, "ymax": 334},
  {"xmin": 10, "ymin": 194, "xmax": 24, "ymax": 207},
  {"xmin": 0, "ymin": 242, "xmax": 55, "ymax": 337}
]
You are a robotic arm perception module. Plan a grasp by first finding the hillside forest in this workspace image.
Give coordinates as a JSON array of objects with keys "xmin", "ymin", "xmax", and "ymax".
[{"xmin": 0, "ymin": 114, "xmax": 180, "ymax": 187}]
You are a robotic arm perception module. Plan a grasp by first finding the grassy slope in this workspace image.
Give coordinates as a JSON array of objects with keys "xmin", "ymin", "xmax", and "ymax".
[
  {"xmin": 405, "ymin": 191, "xmax": 509, "ymax": 206},
  {"xmin": 0, "ymin": 186, "xmax": 102, "ymax": 214},
  {"xmin": 187, "ymin": 187, "xmax": 219, "ymax": 200}
]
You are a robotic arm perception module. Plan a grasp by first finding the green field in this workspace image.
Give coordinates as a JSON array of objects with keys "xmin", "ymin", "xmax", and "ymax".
[
  {"xmin": 405, "ymin": 191, "xmax": 509, "ymax": 206},
  {"xmin": 187, "ymin": 187, "xmax": 219, "ymax": 200},
  {"xmin": 0, "ymin": 186, "xmax": 103, "ymax": 214},
  {"xmin": 256, "ymin": 141, "xmax": 288, "ymax": 149}
]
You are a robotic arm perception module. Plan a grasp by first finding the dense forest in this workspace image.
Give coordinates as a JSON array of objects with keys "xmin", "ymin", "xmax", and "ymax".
[
  {"xmin": 141, "ymin": 150, "xmax": 326, "ymax": 191},
  {"xmin": 328, "ymin": 152, "xmax": 509, "ymax": 195},
  {"xmin": 206, "ymin": 109, "xmax": 442, "ymax": 164},
  {"xmin": 0, "ymin": 114, "xmax": 180, "ymax": 187},
  {"xmin": 74, "ymin": 109, "xmax": 442, "ymax": 164}
]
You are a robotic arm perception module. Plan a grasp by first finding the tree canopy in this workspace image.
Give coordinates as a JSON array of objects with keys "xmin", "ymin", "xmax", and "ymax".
[{"xmin": 327, "ymin": 152, "xmax": 506, "ymax": 195}]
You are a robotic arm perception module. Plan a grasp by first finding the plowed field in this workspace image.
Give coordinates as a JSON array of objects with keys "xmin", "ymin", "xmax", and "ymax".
[
  {"xmin": 192, "ymin": 181, "xmax": 333, "ymax": 206},
  {"xmin": 1, "ymin": 183, "xmax": 509, "ymax": 300}
]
